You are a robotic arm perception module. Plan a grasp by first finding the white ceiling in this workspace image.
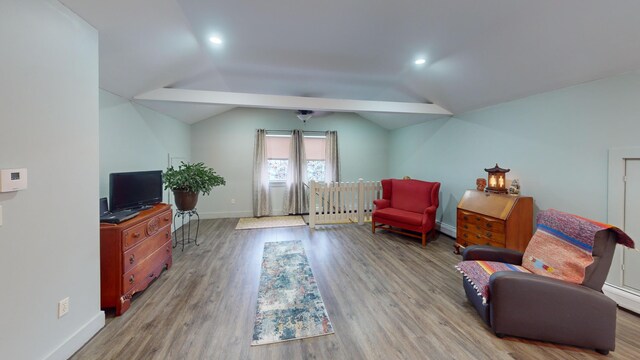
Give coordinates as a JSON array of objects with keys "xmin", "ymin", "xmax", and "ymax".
[{"xmin": 60, "ymin": 0, "xmax": 640, "ymax": 129}]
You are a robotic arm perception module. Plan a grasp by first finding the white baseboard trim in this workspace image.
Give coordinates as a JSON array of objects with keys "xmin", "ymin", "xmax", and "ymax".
[
  {"xmin": 198, "ymin": 210, "xmax": 253, "ymax": 219},
  {"xmin": 45, "ymin": 311, "xmax": 105, "ymax": 360},
  {"xmin": 437, "ymin": 221, "xmax": 456, "ymax": 239},
  {"xmin": 603, "ymin": 283, "xmax": 640, "ymax": 315}
]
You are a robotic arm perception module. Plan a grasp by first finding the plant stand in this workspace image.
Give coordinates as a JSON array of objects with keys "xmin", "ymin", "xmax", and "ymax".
[{"xmin": 173, "ymin": 209, "xmax": 200, "ymax": 251}]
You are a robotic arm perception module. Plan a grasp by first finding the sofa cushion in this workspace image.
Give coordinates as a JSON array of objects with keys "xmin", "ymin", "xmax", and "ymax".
[
  {"xmin": 390, "ymin": 179, "xmax": 434, "ymax": 213},
  {"xmin": 373, "ymin": 207, "xmax": 423, "ymax": 226}
]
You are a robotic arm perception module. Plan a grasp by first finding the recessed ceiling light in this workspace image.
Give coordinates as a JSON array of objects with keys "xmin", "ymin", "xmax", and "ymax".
[
  {"xmin": 209, "ymin": 36, "xmax": 223, "ymax": 45},
  {"xmin": 414, "ymin": 58, "xmax": 426, "ymax": 65}
]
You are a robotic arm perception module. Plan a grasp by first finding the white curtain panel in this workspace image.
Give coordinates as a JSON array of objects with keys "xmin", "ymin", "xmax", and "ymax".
[
  {"xmin": 284, "ymin": 129, "xmax": 308, "ymax": 214},
  {"xmin": 253, "ymin": 129, "xmax": 271, "ymax": 217},
  {"xmin": 324, "ymin": 130, "xmax": 340, "ymax": 183}
]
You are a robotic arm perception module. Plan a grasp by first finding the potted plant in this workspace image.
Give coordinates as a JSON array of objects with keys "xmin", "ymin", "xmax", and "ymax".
[{"xmin": 163, "ymin": 162, "xmax": 226, "ymax": 211}]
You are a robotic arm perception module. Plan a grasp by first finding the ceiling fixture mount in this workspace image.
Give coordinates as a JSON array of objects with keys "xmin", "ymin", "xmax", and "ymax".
[
  {"xmin": 209, "ymin": 36, "xmax": 223, "ymax": 45},
  {"xmin": 414, "ymin": 58, "xmax": 426, "ymax": 65},
  {"xmin": 296, "ymin": 110, "xmax": 313, "ymax": 123}
]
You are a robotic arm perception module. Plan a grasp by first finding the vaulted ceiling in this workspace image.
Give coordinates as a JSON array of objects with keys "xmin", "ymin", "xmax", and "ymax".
[{"xmin": 60, "ymin": 0, "xmax": 640, "ymax": 129}]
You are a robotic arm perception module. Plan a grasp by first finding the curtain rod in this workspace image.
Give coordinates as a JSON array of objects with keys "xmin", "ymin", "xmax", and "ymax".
[{"xmin": 265, "ymin": 129, "xmax": 328, "ymax": 135}]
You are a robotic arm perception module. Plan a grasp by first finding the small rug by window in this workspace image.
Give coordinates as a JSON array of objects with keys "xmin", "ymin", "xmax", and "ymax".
[
  {"xmin": 235, "ymin": 215, "xmax": 306, "ymax": 230},
  {"xmin": 251, "ymin": 240, "xmax": 334, "ymax": 345}
]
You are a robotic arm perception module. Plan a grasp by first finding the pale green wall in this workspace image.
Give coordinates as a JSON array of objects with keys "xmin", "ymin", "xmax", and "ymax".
[
  {"xmin": 191, "ymin": 108, "xmax": 390, "ymax": 217},
  {"xmin": 0, "ymin": 1, "xmax": 103, "ymax": 359},
  {"xmin": 99, "ymin": 90, "xmax": 191, "ymax": 203},
  {"xmin": 389, "ymin": 72, "xmax": 640, "ymax": 286}
]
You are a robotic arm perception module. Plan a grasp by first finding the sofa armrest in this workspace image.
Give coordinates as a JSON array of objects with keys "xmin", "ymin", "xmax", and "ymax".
[
  {"xmin": 462, "ymin": 245, "xmax": 523, "ymax": 264},
  {"xmin": 420, "ymin": 205, "xmax": 438, "ymax": 228},
  {"xmin": 489, "ymin": 271, "xmax": 617, "ymax": 351},
  {"xmin": 423, "ymin": 205, "xmax": 437, "ymax": 216},
  {"xmin": 373, "ymin": 199, "xmax": 390, "ymax": 210}
]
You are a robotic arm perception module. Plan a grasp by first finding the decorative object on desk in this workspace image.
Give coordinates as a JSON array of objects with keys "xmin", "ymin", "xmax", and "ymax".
[
  {"xmin": 508, "ymin": 178, "xmax": 520, "ymax": 195},
  {"xmin": 236, "ymin": 215, "xmax": 306, "ymax": 230},
  {"xmin": 252, "ymin": 240, "xmax": 334, "ymax": 345},
  {"xmin": 402, "ymin": 175, "xmax": 411, "ymax": 180},
  {"xmin": 484, "ymin": 163, "xmax": 510, "ymax": 194},
  {"xmin": 163, "ymin": 161, "xmax": 225, "ymax": 211},
  {"xmin": 476, "ymin": 177, "xmax": 487, "ymax": 191}
]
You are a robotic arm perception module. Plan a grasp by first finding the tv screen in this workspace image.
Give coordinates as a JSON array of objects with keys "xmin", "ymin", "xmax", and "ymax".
[{"xmin": 109, "ymin": 170, "xmax": 163, "ymax": 212}]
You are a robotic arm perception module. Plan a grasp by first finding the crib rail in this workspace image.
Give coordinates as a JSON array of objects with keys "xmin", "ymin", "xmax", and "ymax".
[{"xmin": 308, "ymin": 179, "xmax": 382, "ymax": 228}]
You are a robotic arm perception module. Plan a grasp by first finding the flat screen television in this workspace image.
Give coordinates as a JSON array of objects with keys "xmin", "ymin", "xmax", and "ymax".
[{"xmin": 109, "ymin": 170, "xmax": 163, "ymax": 212}]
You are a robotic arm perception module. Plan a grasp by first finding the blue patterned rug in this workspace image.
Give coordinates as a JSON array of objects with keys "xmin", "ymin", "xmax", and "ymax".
[{"xmin": 251, "ymin": 240, "xmax": 334, "ymax": 345}]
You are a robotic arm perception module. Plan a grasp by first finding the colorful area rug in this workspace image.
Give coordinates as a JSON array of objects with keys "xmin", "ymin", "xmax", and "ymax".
[
  {"xmin": 235, "ymin": 216, "xmax": 306, "ymax": 230},
  {"xmin": 251, "ymin": 240, "xmax": 334, "ymax": 345}
]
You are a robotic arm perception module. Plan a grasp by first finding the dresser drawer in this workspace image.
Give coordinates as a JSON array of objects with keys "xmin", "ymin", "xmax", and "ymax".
[
  {"xmin": 145, "ymin": 210, "xmax": 172, "ymax": 238},
  {"xmin": 157, "ymin": 210, "xmax": 172, "ymax": 231},
  {"xmin": 122, "ymin": 241, "xmax": 172, "ymax": 295},
  {"xmin": 123, "ymin": 222, "xmax": 148, "ymax": 248},
  {"xmin": 458, "ymin": 210, "xmax": 505, "ymax": 233},
  {"xmin": 457, "ymin": 229, "xmax": 505, "ymax": 248},
  {"xmin": 123, "ymin": 226, "xmax": 171, "ymax": 273},
  {"xmin": 457, "ymin": 222, "xmax": 506, "ymax": 243}
]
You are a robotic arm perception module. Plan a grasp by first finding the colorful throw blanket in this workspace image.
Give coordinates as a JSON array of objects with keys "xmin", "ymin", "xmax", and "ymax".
[
  {"xmin": 455, "ymin": 261, "xmax": 530, "ymax": 304},
  {"xmin": 522, "ymin": 209, "xmax": 635, "ymax": 284}
]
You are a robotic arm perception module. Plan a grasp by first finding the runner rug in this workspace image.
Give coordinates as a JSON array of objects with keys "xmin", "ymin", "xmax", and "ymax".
[
  {"xmin": 251, "ymin": 240, "xmax": 334, "ymax": 345},
  {"xmin": 236, "ymin": 215, "xmax": 306, "ymax": 230}
]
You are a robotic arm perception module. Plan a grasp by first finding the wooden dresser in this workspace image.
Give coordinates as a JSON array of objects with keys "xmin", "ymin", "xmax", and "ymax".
[
  {"xmin": 100, "ymin": 203, "xmax": 172, "ymax": 315},
  {"xmin": 456, "ymin": 190, "xmax": 533, "ymax": 253}
]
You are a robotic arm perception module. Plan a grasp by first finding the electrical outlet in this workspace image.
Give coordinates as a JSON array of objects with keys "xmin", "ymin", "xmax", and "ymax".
[
  {"xmin": 231, "ymin": 198, "xmax": 236, "ymax": 204},
  {"xmin": 58, "ymin": 297, "xmax": 69, "ymax": 318}
]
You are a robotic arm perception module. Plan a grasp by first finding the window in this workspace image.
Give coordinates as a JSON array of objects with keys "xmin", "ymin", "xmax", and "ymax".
[
  {"xmin": 306, "ymin": 160, "xmax": 325, "ymax": 182},
  {"xmin": 304, "ymin": 136, "xmax": 326, "ymax": 182},
  {"xmin": 265, "ymin": 134, "xmax": 326, "ymax": 182},
  {"xmin": 268, "ymin": 159, "xmax": 288, "ymax": 182},
  {"xmin": 266, "ymin": 135, "xmax": 290, "ymax": 182}
]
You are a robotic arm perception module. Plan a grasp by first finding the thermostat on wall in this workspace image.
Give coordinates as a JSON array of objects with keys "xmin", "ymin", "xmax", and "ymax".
[{"xmin": 0, "ymin": 168, "xmax": 28, "ymax": 192}]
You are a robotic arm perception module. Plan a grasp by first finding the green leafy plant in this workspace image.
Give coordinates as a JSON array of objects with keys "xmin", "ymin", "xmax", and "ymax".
[{"xmin": 163, "ymin": 162, "xmax": 226, "ymax": 196}]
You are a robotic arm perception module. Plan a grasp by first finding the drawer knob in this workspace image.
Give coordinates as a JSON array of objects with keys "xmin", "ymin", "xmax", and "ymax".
[
  {"xmin": 486, "ymin": 223, "xmax": 492, "ymax": 228},
  {"xmin": 486, "ymin": 232, "xmax": 492, "ymax": 238},
  {"xmin": 463, "ymin": 225, "xmax": 468, "ymax": 229},
  {"xmin": 148, "ymin": 272, "xmax": 155, "ymax": 278},
  {"xmin": 129, "ymin": 275, "xmax": 135, "ymax": 284},
  {"xmin": 129, "ymin": 254, "xmax": 135, "ymax": 264},
  {"xmin": 475, "ymin": 217, "xmax": 481, "ymax": 221},
  {"xmin": 166, "ymin": 232, "xmax": 169, "ymax": 239},
  {"xmin": 463, "ymin": 233, "xmax": 468, "ymax": 238},
  {"xmin": 166, "ymin": 246, "xmax": 170, "ymax": 253},
  {"xmin": 133, "ymin": 232, "xmax": 140, "ymax": 238},
  {"xmin": 463, "ymin": 216, "xmax": 468, "ymax": 221},
  {"xmin": 164, "ymin": 217, "xmax": 170, "ymax": 221}
]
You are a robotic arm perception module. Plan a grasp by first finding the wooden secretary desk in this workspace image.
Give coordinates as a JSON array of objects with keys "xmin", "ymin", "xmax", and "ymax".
[{"xmin": 455, "ymin": 190, "xmax": 533, "ymax": 253}]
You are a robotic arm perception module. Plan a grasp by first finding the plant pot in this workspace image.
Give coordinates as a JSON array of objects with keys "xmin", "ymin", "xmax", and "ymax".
[{"xmin": 173, "ymin": 190, "xmax": 199, "ymax": 211}]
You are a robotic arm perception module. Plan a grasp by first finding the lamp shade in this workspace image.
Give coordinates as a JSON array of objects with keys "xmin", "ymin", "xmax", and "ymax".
[{"xmin": 484, "ymin": 163, "xmax": 510, "ymax": 194}]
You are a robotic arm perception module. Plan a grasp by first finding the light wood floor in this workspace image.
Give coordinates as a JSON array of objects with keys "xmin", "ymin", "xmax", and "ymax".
[{"xmin": 73, "ymin": 219, "xmax": 640, "ymax": 359}]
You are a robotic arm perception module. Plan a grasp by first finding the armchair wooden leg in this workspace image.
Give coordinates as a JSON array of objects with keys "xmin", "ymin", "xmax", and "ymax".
[
  {"xmin": 372, "ymin": 221, "xmax": 376, "ymax": 234},
  {"xmin": 422, "ymin": 232, "xmax": 427, "ymax": 247}
]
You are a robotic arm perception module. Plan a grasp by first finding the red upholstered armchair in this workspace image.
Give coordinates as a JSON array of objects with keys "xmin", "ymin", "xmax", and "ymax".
[{"xmin": 372, "ymin": 179, "xmax": 441, "ymax": 247}]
